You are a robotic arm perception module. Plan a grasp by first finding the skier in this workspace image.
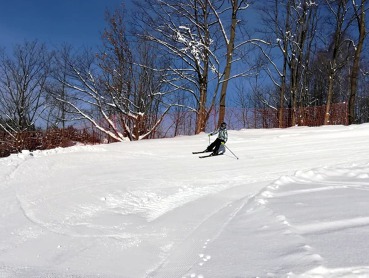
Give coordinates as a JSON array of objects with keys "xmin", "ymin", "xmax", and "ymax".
[{"xmin": 205, "ymin": 122, "xmax": 228, "ymax": 155}]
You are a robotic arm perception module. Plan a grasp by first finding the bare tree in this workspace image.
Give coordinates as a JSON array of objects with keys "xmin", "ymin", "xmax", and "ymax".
[
  {"xmin": 322, "ymin": 0, "xmax": 351, "ymax": 125},
  {"xmin": 214, "ymin": 0, "xmax": 251, "ymax": 126},
  {"xmin": 259, "ymin": 0, "xmax": 319, "ymax": 127},
  {"xmin": 52, "ymin": 48, "xmax": 116, "ymax": 136},
  {"xmin": 258, "ymin": 0, "xmax": 290, "ymax": 127},
  {"xmin": 288, "ymin": 0, "xmax": 318, "ymax": 126},
  {"xmin": 45, "ymin": 44, "xmax": 75, "ymax": 129},
  {"xmin": 51, "ymin": 6, "xmax": 171, "ymax": 142},
  {"xmin": 136, "ymin": 0, "xmax": 216, "ymax": 134},
  {"xmin": 356, "ymin": 60, "xmax": 369, "ymax": 122},
  {"xmin": 0, "ymin": 41, "xmax": 51, "ymax": 134},
  {"xmin": 136, "ymin": 0, "xmax": 255, "ymax": 133},
  {"xmin": 348, "ymin": 0, "xmax": 367, "ymax": 124},
  {"xmin": 98, "ymin": 6, "xmax": 171, "ymax": 140}
]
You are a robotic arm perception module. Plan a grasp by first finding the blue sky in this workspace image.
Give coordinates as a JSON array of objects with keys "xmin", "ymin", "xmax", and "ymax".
[{"xmin": 0, "ymin": 0, "xmax": 129, "ymax": 50}]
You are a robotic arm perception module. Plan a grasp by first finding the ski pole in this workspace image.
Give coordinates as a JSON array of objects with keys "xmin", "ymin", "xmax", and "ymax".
[{"xmin": 225, "ymin": 144, "xmax": 239, "ymax": 160}]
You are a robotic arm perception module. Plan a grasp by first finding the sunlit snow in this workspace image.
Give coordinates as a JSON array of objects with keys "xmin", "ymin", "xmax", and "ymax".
[{"xmin": 1, "ymin": 124, "xmax": 369, "ymax": 277}]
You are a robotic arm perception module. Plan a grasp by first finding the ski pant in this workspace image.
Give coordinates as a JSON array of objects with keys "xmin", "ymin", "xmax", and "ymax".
[{"xmin": 206, "ymin": 138, "xmax": 225, "ymax": 154}]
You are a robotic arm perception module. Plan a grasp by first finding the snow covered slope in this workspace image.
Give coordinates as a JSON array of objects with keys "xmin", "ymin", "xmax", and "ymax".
[{"xmin": 1, "ymin": 124, "xmax": 369, "ymax": 277}]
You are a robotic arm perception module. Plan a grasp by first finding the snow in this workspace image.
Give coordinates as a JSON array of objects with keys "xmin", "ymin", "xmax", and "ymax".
[{"xmin": 1, "ymin": 124, "xmax": 369, "ymax": 277}]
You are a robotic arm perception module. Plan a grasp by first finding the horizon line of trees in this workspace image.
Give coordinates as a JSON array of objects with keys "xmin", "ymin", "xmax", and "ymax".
[{"xmin": 0, "ymin": 0, "xmax": 368, "ymax": 143}]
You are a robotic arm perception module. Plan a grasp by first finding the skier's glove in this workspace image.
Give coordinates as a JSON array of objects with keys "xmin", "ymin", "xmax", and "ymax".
[
  {"xmin": 221, "ymin": 141, "xmax": 225, "ymax": 145},
  {"xmin": 208, "ymin": 134, "xmax": 212, "ymax": 137}
]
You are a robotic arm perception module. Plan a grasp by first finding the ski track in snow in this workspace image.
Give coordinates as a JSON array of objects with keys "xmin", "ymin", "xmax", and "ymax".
[
  {"xmin": 253, "ymin": 164, "xmax": 369, "ymax": 277},
  {"xmin": 177, "ymin": 163, "xmax": 369, "ymax": 278},
  {"xmin": 1, "ymin": 125, "xmax": 369, "ymax": 277},
  {"xmin": 149, "ymin": 163, "xmax": 369, "ymax": 278},
  {"xmin": 147, "ymin": 187, "xmax": 255, "ymax": 278}
]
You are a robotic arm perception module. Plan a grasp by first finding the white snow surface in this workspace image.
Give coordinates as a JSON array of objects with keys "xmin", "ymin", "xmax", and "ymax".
[{"xmin": 1, "ymin": 124, "xmax": 369, "ymax": 278}]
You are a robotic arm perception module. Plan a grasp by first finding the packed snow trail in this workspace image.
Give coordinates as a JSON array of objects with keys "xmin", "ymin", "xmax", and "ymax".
[{"xmin": 1, "ymin": 124, "xmax": 369, "ymax": 277}]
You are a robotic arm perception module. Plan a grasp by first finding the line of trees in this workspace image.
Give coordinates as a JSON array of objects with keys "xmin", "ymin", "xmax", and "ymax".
[
  {"xmin": 0, "ymin": 0, "xmax": 368, "ymax": 143},
  {"xmin": 257, "ymin": 0, "xmax": 368, "ymax": 127}
]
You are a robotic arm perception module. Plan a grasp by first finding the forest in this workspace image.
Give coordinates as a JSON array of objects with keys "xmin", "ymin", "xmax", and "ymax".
[{"xmin": 0, "ymin": 0, "xmax": 368, "ymax": 156}]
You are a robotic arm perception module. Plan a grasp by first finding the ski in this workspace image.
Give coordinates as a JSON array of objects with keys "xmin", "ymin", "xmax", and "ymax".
[
  {"xmin": 199, "ymin": 154, "xmax": 223, "ymax": 158},
  {"xmin": 199, "ymin": 154, "xmax": 212, "ymax": 158},
  {"xmin": 192, "ymin": 151, "xmax": 208, "ymax": 154}
]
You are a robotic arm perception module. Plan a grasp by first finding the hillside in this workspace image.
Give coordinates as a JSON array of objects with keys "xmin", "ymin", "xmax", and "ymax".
[{"xmin": 1, "ymin": 124, "xmax": 369, "ymax": 277}]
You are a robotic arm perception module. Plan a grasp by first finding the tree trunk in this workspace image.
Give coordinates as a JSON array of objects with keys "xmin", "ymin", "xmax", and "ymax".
[
  {"xmin": 218, "ymin": 0, "xmax": 238, "ymax": 126},
  {"xmin": 324, "ymin": 0, "xmax": 348, "ymax": 125},
  {"xmin": 348, "ymin": 0, "xmax": 366, "ymax": 125},
  {"xmin": 196, "ymin": 83, "xmax": 208, "ymax": 134},
  {"xmin": 278, "ymin": 52, "xmax": 288, "ymax": 128},
  {"xmin": 324, "ymin": 73, "xmax": 335, "ymax": 125}
]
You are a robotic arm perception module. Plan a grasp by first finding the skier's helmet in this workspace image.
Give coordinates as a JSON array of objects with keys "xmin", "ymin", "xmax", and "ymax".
[{"xmin": 220, "ymin": 122, "xmax": 227, "ymax": 129}]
